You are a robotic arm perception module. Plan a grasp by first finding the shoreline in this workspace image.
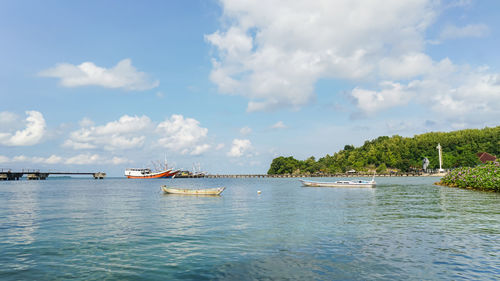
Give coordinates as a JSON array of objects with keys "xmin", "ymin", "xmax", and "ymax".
[
  {"xmin": 434, "ymin": 181, "xmax": 498, "ymax": 192},
  {"xmin": 202, "ymin": 172, "xmax": 447, "ymax": 178}
]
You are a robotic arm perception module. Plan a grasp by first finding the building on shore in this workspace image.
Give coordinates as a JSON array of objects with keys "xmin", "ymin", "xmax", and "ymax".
[{"xmin": 476, "ymin": 152, "xmax": 497, "ymax": 164}]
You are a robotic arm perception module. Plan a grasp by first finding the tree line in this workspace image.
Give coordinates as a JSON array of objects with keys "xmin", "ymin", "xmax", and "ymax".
[{"xmin": 268, "ymin": 126, "xmax": 500, "ymax": 175}]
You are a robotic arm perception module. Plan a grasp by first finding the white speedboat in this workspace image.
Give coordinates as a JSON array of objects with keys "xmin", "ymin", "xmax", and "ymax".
[{"xmin": 299, "ymin": 176, "xmax": 376, "ymax": 188}]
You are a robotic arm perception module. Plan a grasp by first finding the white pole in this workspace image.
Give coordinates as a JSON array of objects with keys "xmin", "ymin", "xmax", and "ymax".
[{"xmin": 436, "ymin": 143, "xmax": 444, "ymax": 172}]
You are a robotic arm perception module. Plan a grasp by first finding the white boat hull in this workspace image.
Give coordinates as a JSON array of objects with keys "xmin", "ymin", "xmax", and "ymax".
[
  {"xmin": 125, "ymin": 168, "xmax": 178, "ymax": 179},
  {"xmin": 300, "ymin": 179, "xmax": 376, "ymax": 188}
]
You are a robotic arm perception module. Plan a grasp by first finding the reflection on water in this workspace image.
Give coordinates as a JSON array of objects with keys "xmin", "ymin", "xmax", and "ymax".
[
  {"xmin": 4, "ymin": 182, "xmax": 39, "ymax": 246},
  {"xmin": 2, "ymin": 181, "xmax": 40, "ymax": 272},
  {"xmin": 0, "ymin": 177, "xmax": 499, "ymax": 280}
]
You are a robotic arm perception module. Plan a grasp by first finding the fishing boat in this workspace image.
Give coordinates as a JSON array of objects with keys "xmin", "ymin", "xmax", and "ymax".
[
  {"xmin": 125, "ymin": 168, "xmax": 179, "ymax": 179},
  {"xmin": 125, "ymin": 155, "xmax": 179, "ymax": 179},
  {"xmin": 161, "ymin": 185, "xmax": 225, "ymax": 195},
  {"xmin": 299, "ymin": 175, "xmax": 376, "ymax": 188}
]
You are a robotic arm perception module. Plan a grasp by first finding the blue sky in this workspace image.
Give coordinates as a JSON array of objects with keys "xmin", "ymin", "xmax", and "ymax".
[{"xmin": 1, "ymin": 0, "xmax": 499, "ymax": 176}]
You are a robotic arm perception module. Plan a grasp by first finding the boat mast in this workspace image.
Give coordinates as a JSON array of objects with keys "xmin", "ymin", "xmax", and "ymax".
[{"xmin": 164, "ymin": 153, "xmax": 168, "ymax": 170}]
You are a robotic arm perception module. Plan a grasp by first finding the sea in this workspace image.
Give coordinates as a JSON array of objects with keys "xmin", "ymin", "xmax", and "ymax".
[{"xmin": 0, "ymin": 177, "xmax": 499, "ymax": 280}]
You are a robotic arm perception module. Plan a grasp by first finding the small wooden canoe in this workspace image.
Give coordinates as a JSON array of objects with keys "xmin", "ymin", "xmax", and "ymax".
[{"xmin": 161, "ymin": 185, "xmax": 225, "ymax": 195}]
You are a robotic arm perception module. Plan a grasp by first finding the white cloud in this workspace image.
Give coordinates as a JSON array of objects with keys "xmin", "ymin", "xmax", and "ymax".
[
  {"xmin": 351, "ymin": 81, "xmax": 414, "ymax": 115},
  {"xmin": 415, "ymin": 68, "xmax": 500, "ymax": 120},
  {"xmin": 207, "ymin": 1, "xmax": 500, "ymax": 126},
  {"xmin": 206, "ymin": 0, "xmax": 436, "ymax": 111},
  {"xmin": 0, "ymin": 154, "xmax": 129, "ymax": 165},
  {"xmin": 440, "ymin": 23, "xmax": 490, "ymax": 41},
  {"xmin": 379, "ymin": 53, "xmax": 433, "ymax": 79},
  {"xmin": 79, "ymin": 117, "xmax": 94, "ymax": 127},
  {"xmin": 65, "ymin": 114, "xmax": 214, "ymax": 156},
  {"xmin": 270, "ymin": 121, "xmax": 287, "ymax": 129},
  {"xmin": 0, "ymin": 111, "xmax": 46, "ymax": 146},
  {"xmin": 9, "ymin": 154, "xmax": 63, "ymax": 164},
  {"xmin": 94, "ymin": 114, "xmax": 152, "ymax": 135},
  {"xmin": 353, "ymin": 60, "xmax": 500, "ymax": 121},
  {"xmin": 110, "ymin": 156, "xmax": 131, "ymax": 165},
  {"xmin": 0, "ymin": 155, "xmax": 9, "ymax": 163},
  {"xmin": 44, "ymin": 155, "xmax": 64, "ymax": 164},
  {"xmin": 39, "ymin": 58, "xmax": 159, "ymax": 91},
  {"xmin": 216, "ymin": 143, "xmax": 225, "ymax": 150},
  {"xmin": 191, "ymin": 144, "xmax": 211, "ymax": 156},
  {"xmin": 240, "ymin": 126, "xmax": 252, "ymax": 135},
  {"xmin": 63, "ymin": 139, "xmax": 97, "ymax": 150},
  {"xmin": 11, "ymin": 155, "xmax": 28, "ymax": 162},
  {"xmin": 64, "ymin": 115, "xmax": 151, "ymax": 151},
  {"xmin": 156, "ymin": 114, "xmax": 210, "ymax": 155},
  {"xmin": 64, "ymin": 154, "xmax": 106, "ymax": 165},
  {"xmin": 227, "ymin": 139, "xmax": 252, "ymax": 157}
]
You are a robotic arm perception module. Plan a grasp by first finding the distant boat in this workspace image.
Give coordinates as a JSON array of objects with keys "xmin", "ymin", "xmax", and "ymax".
[
  {"xmin": 300, "ymin": 175, "xmax": 376, "ymax": 188},
  {"xmin": 161, "ymin": 185, "xmax": 225, "ymax": 195},
  {"xmin": 126, "ymin": 155, "xmax": 180, "ymax": 179},
  {"xmin": 125, "ymin": 168, "xmax": 179, "ymax": 179}
]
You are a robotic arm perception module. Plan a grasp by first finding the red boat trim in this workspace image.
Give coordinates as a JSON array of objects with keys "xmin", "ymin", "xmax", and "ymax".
[{"xmin": 126, "ymin": 170, "xmax": 172, "ymax": 179}]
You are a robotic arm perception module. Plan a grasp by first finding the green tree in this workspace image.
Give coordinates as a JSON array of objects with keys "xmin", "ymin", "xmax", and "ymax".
[
  {"xmin": 267, "ymin": 126, "xmax": 500, "ymax": 175},
  {"xmin": 376, "ymin": 163, "xmax": 387, "ymax": 174}
]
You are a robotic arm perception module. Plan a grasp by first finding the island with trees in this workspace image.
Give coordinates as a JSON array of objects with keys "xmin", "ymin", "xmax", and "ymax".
[{"xmin": 268, "ymin": 126, "xmax": 499, "ymax": 176}]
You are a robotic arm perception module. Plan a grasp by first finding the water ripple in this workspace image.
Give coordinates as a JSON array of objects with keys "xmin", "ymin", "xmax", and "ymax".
[{"xmin": 0, "ymin": 177, "xmax": 498, "ymax": 280}]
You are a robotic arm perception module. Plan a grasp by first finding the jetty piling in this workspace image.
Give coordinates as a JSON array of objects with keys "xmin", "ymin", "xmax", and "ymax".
[{"xmin": 93, "ymin": 172, "xmax": 106, "ymax": 179}]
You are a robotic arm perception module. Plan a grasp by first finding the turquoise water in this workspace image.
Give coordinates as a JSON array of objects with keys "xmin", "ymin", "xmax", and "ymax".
[{"xmin": 0, "ymin": 177, "xmax": 499, "ymax": 280}]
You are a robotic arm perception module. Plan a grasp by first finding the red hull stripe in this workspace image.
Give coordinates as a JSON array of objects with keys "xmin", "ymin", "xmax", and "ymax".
[{"xmin": 166, "ymin": 170, "xmax": 180, "ymax": 177}]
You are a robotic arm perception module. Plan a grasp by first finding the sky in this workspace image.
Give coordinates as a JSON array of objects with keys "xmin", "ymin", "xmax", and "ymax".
[{"xmin": 1, "ymin": 0, "xmax": 499, "ymax": 176}]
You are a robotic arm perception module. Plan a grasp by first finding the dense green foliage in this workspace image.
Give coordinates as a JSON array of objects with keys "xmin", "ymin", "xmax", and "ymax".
[
  {"xmin": 268, "ymin": 126, "xmax": 500, "ymax": 175},
  {"xmin": 439, "ymin": 162, "xmax": 500, "ymax": 191}
]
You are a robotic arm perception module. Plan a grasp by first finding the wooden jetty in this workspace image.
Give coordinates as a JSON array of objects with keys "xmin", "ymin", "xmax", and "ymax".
[
  {"xmin": 173, "ymin": 174, "xmax": 206, "ymax": 178},
  {"xmin": 0, "ymin": 169, "xmax": 106, "ymax": 180},
  {"xmin": 204, "ymin": 172, "xmax": 427, "ymax": 178}
]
